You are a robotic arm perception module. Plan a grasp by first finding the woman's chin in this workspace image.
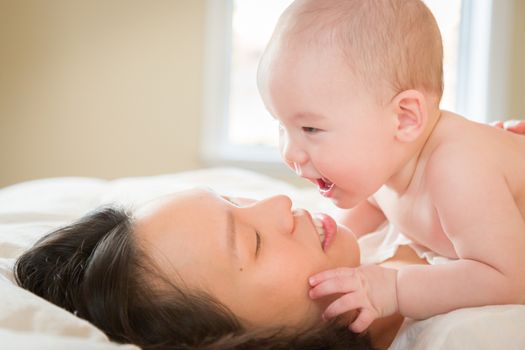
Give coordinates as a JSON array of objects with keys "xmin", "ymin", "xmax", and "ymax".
[{"xmin": 332, "ymin": 224, "xmax": 360, "ymax": 267}]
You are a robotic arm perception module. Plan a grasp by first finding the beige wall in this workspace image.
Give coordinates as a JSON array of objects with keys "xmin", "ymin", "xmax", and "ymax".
[
  {"xmin": 509, "ymin": 0, "xmax": 525, "ymax": 118},
  {"xmin": 0, "ymin": 0, "xmax": 206, "ymax": 187},
  {"xmin": 0, "ymin": 1, "xmax": 524, "ymax": 188}
]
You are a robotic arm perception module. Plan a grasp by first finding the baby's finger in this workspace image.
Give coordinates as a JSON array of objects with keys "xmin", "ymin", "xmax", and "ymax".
[
  {"xmin": 505, "ymin": 120, "xmax": 525, "ymax": 133},
  {"xmin": 349, "ymin": 309, "xmax": 376, "ymax": 333},
  {"xmin": 309, "ymin": 267, "xmax": 355, "ymax": 286},
  {"xmin": 309, "ymin": 275, "xmax": 360, "ymax": 299},
  {"xmin": 322, "ymin": 292, "xmax": 363, "ymax": 320},
  {"xmin": 490, "ymin": 120, "xmax": 504, "ymax": 128}
]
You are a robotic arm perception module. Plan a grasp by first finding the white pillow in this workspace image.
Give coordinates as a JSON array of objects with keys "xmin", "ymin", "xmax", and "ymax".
[
  {"xmin": 2, "ymin": 167, "xmax": 525, "ymax": 350},
  {"xmin": 0, "ymin": 167, "xmax": 317, "ymax": 350},
  {"xmin": 391, "ymin": 305, "xmax": 525, "ymax": 350}
]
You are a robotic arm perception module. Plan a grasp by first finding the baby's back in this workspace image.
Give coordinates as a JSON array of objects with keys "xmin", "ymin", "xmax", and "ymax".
[
  {"xmin": 376, "ymin": 111, "xmax": 525, "ymax": 257},
  {"xmin": 436, "ymin": 112, "xmax": 525, "ymax": 218}
]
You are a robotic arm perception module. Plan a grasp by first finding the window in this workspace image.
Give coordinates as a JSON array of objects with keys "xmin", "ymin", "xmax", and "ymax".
[{"xmin": 201, "ymin": 0, "xmax": 511, "ymax": 165}]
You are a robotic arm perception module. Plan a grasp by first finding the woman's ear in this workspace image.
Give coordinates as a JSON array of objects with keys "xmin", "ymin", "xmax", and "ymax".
[{"xmin": 390, "ymin": 90, "xmax": 428, "ymax": 142}]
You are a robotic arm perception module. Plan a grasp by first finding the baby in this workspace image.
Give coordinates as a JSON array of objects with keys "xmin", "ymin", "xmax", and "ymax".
[{"xmin": 257, "ymin": 0, "xmax": 525, "ymax": 333}]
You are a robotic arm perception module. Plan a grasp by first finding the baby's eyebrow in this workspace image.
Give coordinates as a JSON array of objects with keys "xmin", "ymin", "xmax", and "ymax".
[{"xmin": 292, "ymin": 112, "xmax": 327, "ymax": 122}]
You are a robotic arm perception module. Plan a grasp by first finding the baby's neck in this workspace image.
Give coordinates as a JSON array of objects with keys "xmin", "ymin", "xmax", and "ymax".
[{"xmin": 385, "ymin": 108, "xmax": 442, "ymax": 195}]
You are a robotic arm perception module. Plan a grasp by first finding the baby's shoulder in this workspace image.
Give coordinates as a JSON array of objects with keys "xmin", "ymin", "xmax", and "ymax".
[
  {"xmin": 423, "ymin": 143, "xmax": 477, "ymax": 196},
  {"xmin": 421, "ymin": 116, "xmax": 497, "ymax": 195},
  {"xmin": 423, "ymin": 112, "xmax": 525, "ymax": 200},
  {"xmin": 425, "ymin": 112, "xmax": 505, "ymax": 172},
  {"xmin": 416, "ymin": 111, "xmax": 525, "ymax": 215}
]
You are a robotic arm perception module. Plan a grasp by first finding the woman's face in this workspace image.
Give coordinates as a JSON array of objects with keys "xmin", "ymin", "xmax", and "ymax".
[{"xmin": 134, "ymin": 188, "xmax": 360, "ymax": 329}]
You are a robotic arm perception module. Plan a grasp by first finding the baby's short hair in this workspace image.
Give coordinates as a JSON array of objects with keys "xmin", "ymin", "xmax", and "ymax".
[{"xmin": 281, "ymin": 0, "xmax": 444, "ymax": 104}]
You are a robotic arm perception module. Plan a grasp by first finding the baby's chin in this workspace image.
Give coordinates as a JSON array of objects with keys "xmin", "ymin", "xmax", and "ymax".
[
  {"xmin": 323, "ymin": 182, "xmax": 374, "ymax": 206},
  {"xmin": 329, "ymin": 192, "xmax": 364, "ymax": 209}
]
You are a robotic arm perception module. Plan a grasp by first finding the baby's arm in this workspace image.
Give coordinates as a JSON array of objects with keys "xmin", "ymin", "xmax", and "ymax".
[
  {"xmin": 310, "ymin": 145, "xmax": 525, "ymax": 330},
  {"xmin": 337, "ymin": 197, "xmax": 386, "ymax": 238},
  {"xmin": 397, "ymin": 146, "xmax": 525, "ymax": 318}
]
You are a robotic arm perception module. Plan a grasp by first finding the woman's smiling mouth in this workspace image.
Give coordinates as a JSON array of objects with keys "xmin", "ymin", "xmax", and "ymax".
[{"xmin": 313, "ymin": 213, "xmax": 337, "ymax": 251}]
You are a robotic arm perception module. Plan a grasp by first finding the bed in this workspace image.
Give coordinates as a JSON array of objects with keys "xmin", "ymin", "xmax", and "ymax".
[{"xmin": 1, "ymin": 167, "xmax": 524, "ymax": 349}]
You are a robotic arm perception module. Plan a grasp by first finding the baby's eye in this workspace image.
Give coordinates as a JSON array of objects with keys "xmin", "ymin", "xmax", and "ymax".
[{"xmin": 302, "ymin": 127, "xmax": 320, "ymax": 134}]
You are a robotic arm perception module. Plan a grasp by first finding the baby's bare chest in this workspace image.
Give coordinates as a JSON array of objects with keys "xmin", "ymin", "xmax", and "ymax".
[{"xmin": 375, "ymin": 188, "xmax": 458, "ymax": 258}]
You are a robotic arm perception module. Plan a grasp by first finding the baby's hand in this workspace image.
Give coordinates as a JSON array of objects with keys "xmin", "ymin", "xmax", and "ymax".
[
  {"xmin": 491, "ymin": 119, "xmax": 525, "ymax": 133},
  {"xmin": 308, "ymin": 265, "xmax": 398, "ymax": 333}
]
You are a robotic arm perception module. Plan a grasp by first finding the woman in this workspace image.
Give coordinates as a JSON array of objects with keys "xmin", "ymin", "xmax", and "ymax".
[
  {"xmin": 15, "ymin": 188, "xmax": 414, "ymax": 349},
  {"xmin": 14, "ymin": 122, "xmax": 525, "ymax": 349}
]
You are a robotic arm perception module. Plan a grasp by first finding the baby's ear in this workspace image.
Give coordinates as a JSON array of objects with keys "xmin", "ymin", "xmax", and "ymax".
[{"xmin": 391, "ymin": 90, "xmax": 428, "ymax": 142}]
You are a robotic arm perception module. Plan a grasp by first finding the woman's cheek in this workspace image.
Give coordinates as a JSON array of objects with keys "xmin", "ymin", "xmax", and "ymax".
[
  {"xmin": 328, "ymin": 228, "xmax": 360, "ymax": 267},
  {"xmin": 260, "ymin": 250, "xmax": 311, "ymax": 289}
]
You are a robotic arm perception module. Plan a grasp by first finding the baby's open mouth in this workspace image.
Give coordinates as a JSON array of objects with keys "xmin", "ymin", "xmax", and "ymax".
[{"xmin": 317, "ymin": 178, "xmax": 335, "ymax": 195}]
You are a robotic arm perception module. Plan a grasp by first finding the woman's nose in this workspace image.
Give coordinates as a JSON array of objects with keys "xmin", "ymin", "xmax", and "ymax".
[
  {"xmin": 254, "ymin": 195, "xmax": 294, "ymax": 233},
  {"xmin": 260, "ymin": 194, "xmax": 292, "ymax": 209}
]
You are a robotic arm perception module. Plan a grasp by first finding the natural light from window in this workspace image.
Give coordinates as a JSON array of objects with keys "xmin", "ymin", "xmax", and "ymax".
[{"xmin": 227, "ymin": 0, "xmax": 463, "ymax": 149}]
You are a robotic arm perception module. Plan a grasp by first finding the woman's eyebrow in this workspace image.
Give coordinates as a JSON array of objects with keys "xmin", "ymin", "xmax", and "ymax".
[
  {"xmin": 214, "ymin": 193, "xmax": 241, "ymax": 261},
  {"xmin": 226, "ymin": 209, "xmax": 239, "ymax": 261}
]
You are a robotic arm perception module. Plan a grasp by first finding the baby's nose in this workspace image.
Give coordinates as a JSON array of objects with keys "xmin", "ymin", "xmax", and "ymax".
[
  {"xmin": 280, "ymin": 137, "xmax": 308, "ymax": 168},
  {"xmin": 292, "ymin": 162, "xmax": 302, "ymax": 176}
]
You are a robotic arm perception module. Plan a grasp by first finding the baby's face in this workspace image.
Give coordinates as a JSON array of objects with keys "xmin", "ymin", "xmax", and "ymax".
[
  {"xmin": 258, "ymin": 42, "xmax": 399, "ymax": 209},
  {"xmin": 134, "ymin": 189, "xmax": 359, "ymax": 328}
]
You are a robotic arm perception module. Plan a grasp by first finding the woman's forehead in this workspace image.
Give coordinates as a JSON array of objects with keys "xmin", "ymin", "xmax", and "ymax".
[
  {"xmin": 133, "ymin": 189, "xmax": 233, "ymax": 283},
  {"xmin": 134, "ymin": 188, "xmax": 218, "ymax": 219}
]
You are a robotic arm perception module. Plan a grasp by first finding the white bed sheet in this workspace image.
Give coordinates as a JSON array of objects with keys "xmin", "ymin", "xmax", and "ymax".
[{"xmin": 1, "ymin": 167, "xmax": 524, "ymax": 349}]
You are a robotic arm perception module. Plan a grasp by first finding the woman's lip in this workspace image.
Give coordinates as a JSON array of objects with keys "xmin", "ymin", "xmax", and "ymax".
[
  {"xmin": 295, "ymin": 209, "xmax": 337, "ymax": 251},
  {"xmin": 314, "ymin": 213, "xmax": 337, "ymax": 251}
]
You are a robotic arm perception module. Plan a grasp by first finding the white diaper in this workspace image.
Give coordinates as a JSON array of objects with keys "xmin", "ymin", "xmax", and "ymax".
[{"xmin": 358, "ymin": 224, "xmax": 455, "ymax": 265}]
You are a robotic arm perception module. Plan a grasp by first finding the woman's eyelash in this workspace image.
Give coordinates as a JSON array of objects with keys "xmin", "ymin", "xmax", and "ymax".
[
  {"xmin": 222, "ymin": 195, "xmax": 260, "ymax": 257},
  {"xmin": 255, "ymin": 231, "xmax": 261, "ymax": 257},
  {"xmin": 222, "ymin": 196, "xmax": 239, "ymax": 206}
]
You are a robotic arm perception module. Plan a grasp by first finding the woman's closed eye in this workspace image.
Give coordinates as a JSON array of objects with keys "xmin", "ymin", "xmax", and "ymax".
[
  {"xmin": 221, "ymin": 195, "xmax": 260, "ymax": 257},
  {"xmin": 255, "ymin": 230, "xmax": 261, "ymax": 258},
  {"xmin": 222, "ymin": 196, "xmax": 240, "ymax": 206},
  {"xmin": 220, "ymin": 195, "xmax": 260, "ymax": 257},
  {"xmin": 223, "ymin": 196, "xmax": 258, "ymax": 207}
]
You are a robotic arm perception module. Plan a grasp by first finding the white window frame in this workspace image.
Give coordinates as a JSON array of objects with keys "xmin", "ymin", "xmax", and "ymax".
[
  {"xmin": 201, "ymin": 0, "xmax": 513, "ymax": 167},
  {"xmin": 456, "ymin": 0, "xmax": 512, "ymax": 122}
]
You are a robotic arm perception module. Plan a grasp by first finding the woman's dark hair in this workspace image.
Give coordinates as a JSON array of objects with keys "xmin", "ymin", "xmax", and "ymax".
[{"xmin": 15, "ymin": 206, "xmax": 373, "ymax": 349}]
